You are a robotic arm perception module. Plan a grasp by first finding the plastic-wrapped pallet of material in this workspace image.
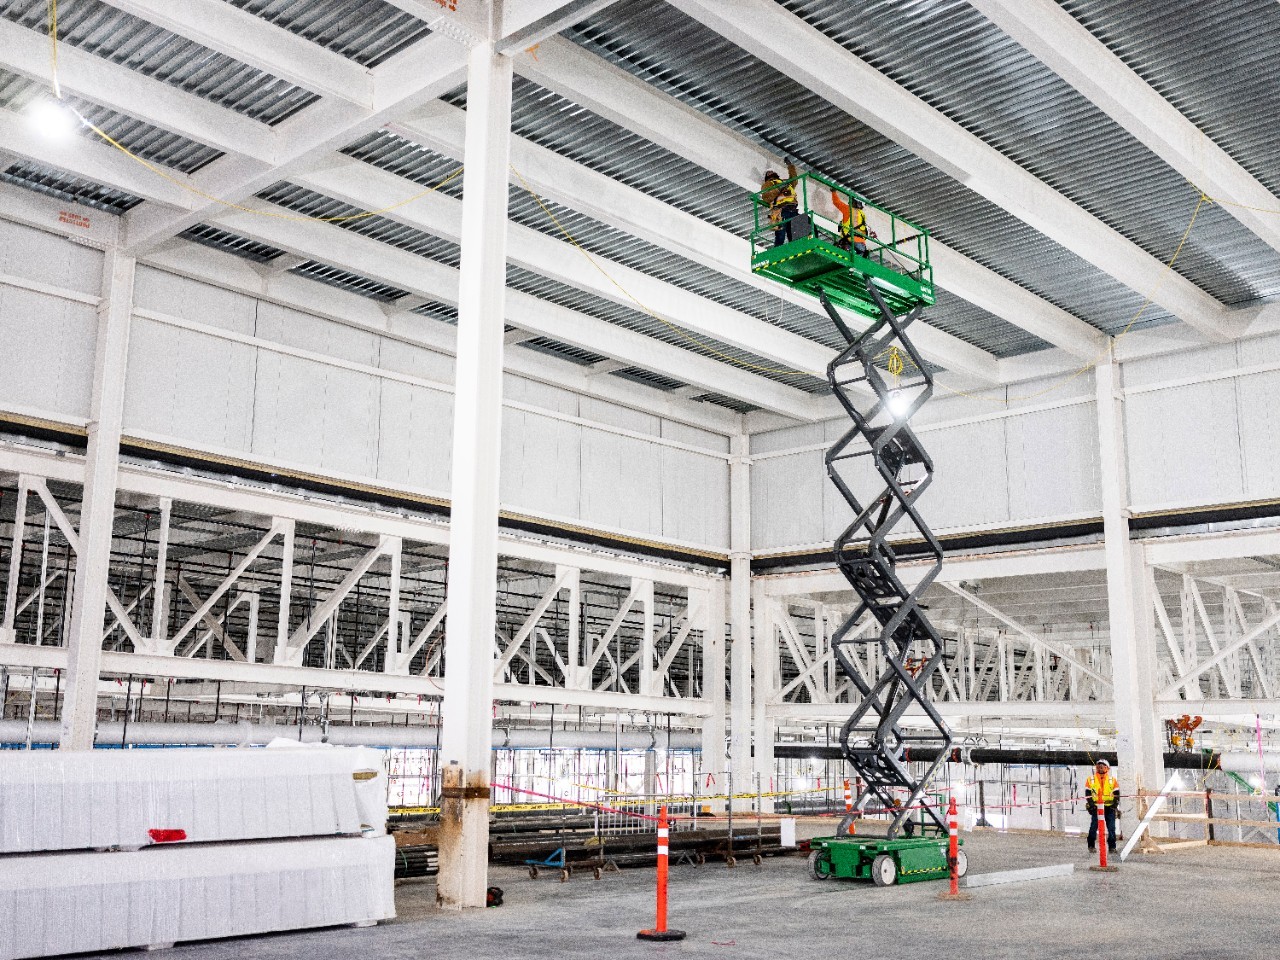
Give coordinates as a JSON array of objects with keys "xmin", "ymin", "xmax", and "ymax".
[
  {"xmin": 0, "ymin": 745, "xmax": 387, "ymax": 853},
  {"xmin": 0, "ymin": 835, "xmax": 396, "ymax": 960}
]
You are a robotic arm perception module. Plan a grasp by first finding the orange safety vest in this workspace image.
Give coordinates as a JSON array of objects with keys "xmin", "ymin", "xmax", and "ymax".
[{"xmin": 1086, "ymin": 773, "xmax": 1117, "ymax": 804}]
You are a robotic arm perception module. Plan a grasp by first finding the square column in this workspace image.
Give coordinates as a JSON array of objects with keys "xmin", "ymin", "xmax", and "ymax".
[
  {"xmin": 1096, "ymin": 355, "xmax": 1164, "ymax": 823},
  {"xmin": 436, "ymin": 25, "xmax": 514, "ymax": 910},
  {"xmin": 60, "ymin": 251, "xmax": 135, "ymax": 750},
  {"xmin": 728, "ymin": 432, "xmax": 753, "ymax": 809}
]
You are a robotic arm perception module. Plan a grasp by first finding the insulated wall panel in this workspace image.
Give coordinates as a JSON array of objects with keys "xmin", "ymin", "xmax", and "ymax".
[
  {"xmin": 580, "ymin": 430, "xmax": 663, "ymax": 537},
  {"xmin": 1005, "ymin": 402, "xmax": 1101, "ymax": 520},
  {"xmin": 251, "ymin": 352, "xmax": 380, "ymax": 479},
  {"xmin": 501, "ymin": 407, "xmax": 583, "ymax": 521},
  {"xmin": 0, "ymin": 287, "xmax": 95, "ymax": 420},
  {"xmin": 0, "ymin": 836, "xmax": 395, "ymax": 960},
  {"xmin": 124, "ymin": 318, "xmax": 256, "ymax": 451},
  {"xmin": 133, "ymin": 267, "xmax": 257, "ymax": 336},
  {"xmin": 0, "ymin": 219, "xmax": 102, "ymax": 296},
  {"xmin": 1238, "ymin": 370, "xmax": 1280, "ymax": 500},
  {"xmin": 375, "ymin": 379, "xmax": 453, "ymax": 495},
  {"xmin": 1125, "ymin": 380, "xmax": 1244, "ymax": 509},
  {"xmin": 255, "ymin": 301, "xmax": 379, "ymax": 366},
  {"xmin": 661, "ymin": 445, "xmax": 729, "ymax": 547}
]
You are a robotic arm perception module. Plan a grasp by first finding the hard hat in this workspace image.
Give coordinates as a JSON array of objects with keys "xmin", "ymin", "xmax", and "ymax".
[
  {"xmin": 764, "ymin": 169, "xmax": 779, "ymax": 180},
  {"xmin": 1096, "ymin": 759, "xmax": 1110, "ymax": 768}
]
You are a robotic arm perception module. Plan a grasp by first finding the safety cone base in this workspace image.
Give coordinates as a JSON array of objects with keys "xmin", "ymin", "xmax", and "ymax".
[
  {"xmin": 638, "ymin": 929, "xmax": 687, "ymax": 942},
  {"xmin": 1089, "ymin": 865, "xmax": 1120, "ymax": 873}
]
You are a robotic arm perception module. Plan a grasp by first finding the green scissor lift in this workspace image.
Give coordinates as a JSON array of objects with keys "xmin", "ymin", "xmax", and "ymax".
[
  {"xmin": 749, "ymin": 171, "xmax": 935, "ymax": 322},
  {"xmin": 751, "ymin": 172, "xmax": 963, "ymax": 886}
]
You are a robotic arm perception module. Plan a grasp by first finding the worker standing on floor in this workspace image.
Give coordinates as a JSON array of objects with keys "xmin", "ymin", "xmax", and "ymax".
[
  {"xmin": 1085, "ymin": 759, "xmax": 1119, "ymax": 854},
  {"xmin": 761, "ymin": 159, "xmax": 800, "ymax": 246},
  {"xmin": 830, "ymin": 189, "xmax": 870, "ymax": 256}
]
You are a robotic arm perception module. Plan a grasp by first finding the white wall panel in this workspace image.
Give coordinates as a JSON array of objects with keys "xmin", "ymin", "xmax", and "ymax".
[
  {"xmin": 375, "ymin": 380, "xmax": 453, "ymax": 494},
  {"xmin": 501, "ymin": 407, "xmax": 582, "ymax": 521},
  {"xmin": 505, "ymin": 374, "xmax": 579, "ymax": 416},
  {"xmin": 124, "ymin": 319, "xmax": 256, "ymax": 451},
  {"xmin": 1006, "ymin": 403, "xmax": 1101, "ymax": 520},
  {"xmin": 1233, "ymin": 370, "xmax": 1280, "ymax": 502},
  {"xmin": 0, "ymin": 287, "xmax": 95, "ymax": 419},
  {"xmin": 255, "ymin": 301, "xmax": 379, "ymax": 366},
  {"xmin": 379, "ymin": 337, "xmax": 454, "ymax": 384},
  {"xmin": 916, "ymin": 419, "xmax": 1010, "ymax": 531},
  {"xmin": 661, "ymin": 446, "xmax": 729, "ymax": 547},
  {"xmin": 662, "ymin": 419, "xmax": 730, "ymax": 454},
  {"xmin": 133, "ymin": 267, "xmax": 256, "ymax": 336},
  {"xmin": 580, "ymin": 430, "xmax": 663, "ymax": 537},
  {"xmin": 251, "ymin": 352, "xmax": 379, "ymax": 478},
  {"xmin": 579, "ymin": 396, "xmax": 662, "ymax": 438},
  {"xmin": 752, "ymin": 449, "xmax": 825, "ymax": 550},
  {"xmin": 1126, "ymin": 380, "xmax": 1243, "ymax": 509},
  {"xmin": 0, "ymin": 219, "xmax": 101, "ymax": 295}
]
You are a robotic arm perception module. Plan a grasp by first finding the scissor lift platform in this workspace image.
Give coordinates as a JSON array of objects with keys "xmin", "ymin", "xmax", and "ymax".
[{"xmin": 807, "ymin": 834, "xmax": 966, "ymax": 886}]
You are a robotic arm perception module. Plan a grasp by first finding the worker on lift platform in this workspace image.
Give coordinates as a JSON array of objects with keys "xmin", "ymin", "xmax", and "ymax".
[
  {"xmin": 830, "ymin": 188, "xmax": 872, "ymax": 256},
  {"xmin": 760, "ymin": 159, "xmax": 799, "ymax": 246}
]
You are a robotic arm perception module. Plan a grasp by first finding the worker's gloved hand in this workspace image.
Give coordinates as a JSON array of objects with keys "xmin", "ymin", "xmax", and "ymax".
[{"xmin": 1086, "ymin": 800, "xmax": 1097, "ymax": 815}]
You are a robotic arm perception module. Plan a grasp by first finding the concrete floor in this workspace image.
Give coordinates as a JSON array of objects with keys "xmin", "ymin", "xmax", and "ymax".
[{"xmin": 89, "ymin": 831, "xmax": 1280, "ymax": 960}]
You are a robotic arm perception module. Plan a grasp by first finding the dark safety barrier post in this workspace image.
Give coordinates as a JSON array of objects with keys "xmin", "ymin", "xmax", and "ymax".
[{"xmin": 638, "ymin": 806, "xmax": 686, "ymax": 942}]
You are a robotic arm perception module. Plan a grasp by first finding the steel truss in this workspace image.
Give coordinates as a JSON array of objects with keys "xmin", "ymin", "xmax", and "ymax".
[{"xmin": 821, "ymin": 286, "xmax": 950, "ymax": 838}]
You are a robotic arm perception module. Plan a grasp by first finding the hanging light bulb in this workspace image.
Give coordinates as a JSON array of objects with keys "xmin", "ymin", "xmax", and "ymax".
[
  {"xmin": 28, "ymin": 98, "xmax": 78, "ymax": 139},
  {"xmin": 888, "ymin": 390, "xmax": 912, "ymax": 419}
]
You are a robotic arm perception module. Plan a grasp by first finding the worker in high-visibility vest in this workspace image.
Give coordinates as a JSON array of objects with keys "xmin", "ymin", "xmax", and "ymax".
[
  {"xmin": 830, "ymin": 189, "xmax": 871, "ymax": 257},
  {"xmin": 761, "ymin": 159, "xmax": 800, "ymax": 246},
  {"xmin": 1085, "ymin": 759, "xmax": 1119, "ymax": 854}
]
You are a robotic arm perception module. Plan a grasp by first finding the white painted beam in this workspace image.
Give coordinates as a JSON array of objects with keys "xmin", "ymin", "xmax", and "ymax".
[
  {"xmin": 210, "ymin": 201, "xmax": 820, "ymax": 419},
  {"xmin": 0, "ymin": 108, "xmax": 198, "ymax": 210},
  {"xmin": 119, "ymin": 33, "xmax": 468, "ymax": 253},
  {"xmin": 0, "ymin": 18, "xmax": 276, "ymax": 162},
  {"xmin": 971, "ymin": 0, "xmax": 1280, "ymax": 257},
  {"xmin": 98, "ymin": 0, "xmax": 374, "ymax": 107},
  {"xmin": 295, "ymin": 158, "xmax": 834, "ymax": 377},
  {"xmin": 669, "ymin": 0, "xmax": 1237, "ymax": 341},
  {"xmin": 518, "ymin": 37, "xmax": 1104, "ymax": 365},
  {"xmin": 498, "ymin": 0, "xmax": 620, "ymax": 52}
]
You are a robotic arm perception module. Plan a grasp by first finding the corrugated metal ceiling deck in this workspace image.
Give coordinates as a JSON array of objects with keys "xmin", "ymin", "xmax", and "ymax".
[
  {"xmin": 568, "ymin": 0, "xmax": 1206, "ymax": 342},
  {"xmin": 778, "ymin": 0, "xmax": 1280, "ymax": 307},
  {"xmin": 226, "ymin": 0, "xmax": 431, "ymax": 67},
  {"xmin": 0, "ymin": 0, "xmax": 316, "ymax": 124},
  {"xmin": 1061, "ymin": 0, "xmax": 1280, "ymax": 200}
]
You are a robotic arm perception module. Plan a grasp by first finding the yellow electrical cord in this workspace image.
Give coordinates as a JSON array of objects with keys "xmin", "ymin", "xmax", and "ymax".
[{"xmin": 44, "ymin": 0, "xmax": 462, "ymax": 224}]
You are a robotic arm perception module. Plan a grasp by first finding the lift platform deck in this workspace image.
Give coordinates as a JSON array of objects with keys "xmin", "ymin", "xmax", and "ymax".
[{"xmin": 749, "ymin": 171, "xmax": 935, "ymax": 319}]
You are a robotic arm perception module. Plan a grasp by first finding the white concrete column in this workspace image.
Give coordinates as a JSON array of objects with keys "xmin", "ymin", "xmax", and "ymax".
[
  {"xmin": 1096, "ymin": 353, "xmax": 1164, "ymax": 824},
  {"xmin": 700, "ymin": 579, "xmax": 727, "ymax": 811},
  {"xmin": 751, "ymin": 581, "xmax": 776, "ymax": 813},
  {"xmin": 728, "ymin": 431, "xmax": 753, "ymax": 809},
  {"xmin": 59, "ymin": 250, "xmax": 135, "ymax": 750},
  {"xmin": 437, "ymin": 20, "xmax": 514, "ymax": 911}
]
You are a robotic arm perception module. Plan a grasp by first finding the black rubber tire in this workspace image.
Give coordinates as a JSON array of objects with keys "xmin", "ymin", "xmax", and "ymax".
[
  {"xmin": 725, "ymin": 856, "xmax": 736, "ymax": 868},
  {"xmin": 695, "ymin": 853, "xmax": 705, "ymax": 866},
  {"xmin": 593, "ymin": 867, "xmax": 602, "ymax": 881},
  {"xmin": 871, "ymin": 853, "xmax": 897, "ymax": 887},
  {"xmin": 528, "ymin": 866, "xmax": 538, "ymax": 880},
  {"xmin": 807, "ymin": 850, "xmax": 831, "ymax": 881},
  {"xmin": 753, "ymin": 854, "xmax": 762, "ymax": 866}
]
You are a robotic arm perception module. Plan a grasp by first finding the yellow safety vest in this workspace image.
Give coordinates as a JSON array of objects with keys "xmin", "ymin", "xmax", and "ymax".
[
  {"xmin": 1086, "ymin": 773, "xmax": 1117, "ymax": 804},
  {"xmin": 765, "ymin": 178, "xmax": 797, "ymax": 209}
]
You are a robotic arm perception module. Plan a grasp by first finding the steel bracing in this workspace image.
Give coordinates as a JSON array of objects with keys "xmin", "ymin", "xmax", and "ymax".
[{"xmin": 821, "ymin": 285, "xmax": 951, "ymax": 838}]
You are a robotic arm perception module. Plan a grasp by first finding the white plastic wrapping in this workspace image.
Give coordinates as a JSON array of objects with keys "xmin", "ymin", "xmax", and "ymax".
[{"xmin": 0, "ymin": 835, "xmax": 396, "ymax": 960}]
